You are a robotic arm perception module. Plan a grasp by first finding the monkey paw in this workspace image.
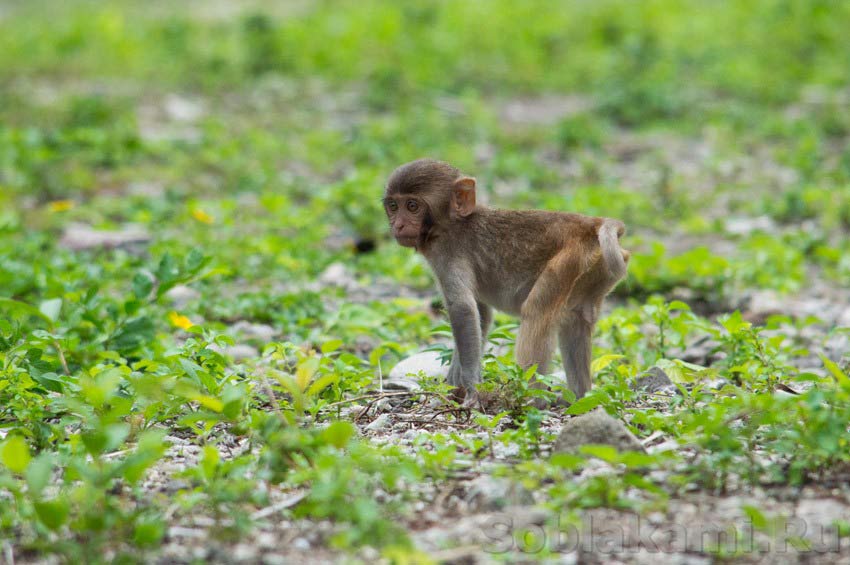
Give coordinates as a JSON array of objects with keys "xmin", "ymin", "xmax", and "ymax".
[{"xmin": 446, "ymin": 363, "xmax": 480, "ymax": 389}]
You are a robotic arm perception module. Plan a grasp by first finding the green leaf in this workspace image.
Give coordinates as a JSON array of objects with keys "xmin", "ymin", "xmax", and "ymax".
[
  {"xmin": 132, "ymin": 273, "xmax": 154, "ymax": 300},
  {"xmin": 39, "ymin": 298, "xmax": 62, "ymax": 323},
  {"xmin": 193, "ymin": 394, "xmax": 224, "ymax": 413},
  {"xmin": 742, "ymin": 505, "xmax": 768, "ymax": 529},
  {"xmin": 306, "ymin": 373, "xmax": 339, "ymax": 397},
  {"xmin": 295, "ymin": 356, "xmax": 320, "ymax": 391},
  {"xmin": 549, "ymin": 453, "xmax": 583, "ymax": 470},
  {"xmin": 322, "ymin": 421, "xmax": 356, "ymax": 448},
  {"xmin": 110, "ymin": 317, "xmax": 155, "ymax": 353},
  {"xmin": 622, "ymin": 472, "xmax": 664, "ymax": 494},
  {"xmin": 321, "ymin": 339, "xmax": 344, "ymax": 354},
  {"xmin": 619, "ymin": 451, "xmax": 658, "ymax": 468},
  {"xmin": 133, "ymin": 518, "xmax": 166, "ymax": 547},
  {"xmin": 200, "ymin": 445, "xmax": 219, "ymax": 481},
  {"xmin": 591, "ymin": 354, "xmax": 625, "ymax": 373},
  {"xmin": 185, "ymin": 248, "xmax": 209, "ymax": 273},
  {"xmin": 1, "ymin": 436, "xmax": 31, "ymax": 473},
  {"xmin": 565, "ymin": 395, "xmax": 603, "ymax": 415},
  {"xmin": 578, "ymin": 444, "xmax": 620, "ymax": 462},
  {"xmin": 0, "ymin": 297, "xmax": 52, "ymax": 324},
  {"xmin": 25, "ymin": 453, "xmax": 54, "ymax": 496},
  {"xmin": 821, "ymin": 354, "xmax": 849, "ymax": 387},
  {"xmin": 34, "ymin": 499, "xmax": 69, "ymax": 531},
  {"xmin": 32, "ymin": 372, "xmax": 64, "ymax": 393}
]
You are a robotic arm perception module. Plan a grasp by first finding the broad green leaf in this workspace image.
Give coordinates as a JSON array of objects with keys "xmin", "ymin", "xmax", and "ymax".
[
  {"xmin": 200, "ymin": 445, "xmax": 219, "ymax": 481},
  {"xmin": 618, "ymin": 451, "xmax": 658, "ymax": 468},
  {"xmin": 742, "ymin": 505, "xmax": 768, "ymax": 529},
  {"xmin": 134, "ymin": 518, "xmax": 166, "ymax": 547},
  {"xmin": 591, "ymin": 354, "xmax": 625, "ymax": 373},
  {"xmin": 321, "ymin": 339, "xmax": 343, "ymax": 354},
  {"xmin": 322, "ymin": 421, "xmax": 356, "ymax": 448},
  {"xmin": 306, "ymin": 373, "xmax": 339, "ymax": 397},
  {"xmin": 1, "ymin": 436, "xmax": 31, "ymax": 473},
  {"xmin": 549, "ymin": 453, "xmax": 583, "ymax": 470},
  {"xmin": 195, "ymin": 394, "xmax": 224, "ymax": 413},
  {"xmin": 132, "ymin": 273, "xmax": 154, "ymax": 300},
  {"xmin": 32, "ymin": 372, "xmax": 64, "ymax": 393},
  {"xmin": 34, "ymin": 499, "xmax": 69, "ymax": 530},
  {"xmin": 110, "ymin": 317, "xmax": 155, "ymax": 353},
  {"xmin": 295, "ymin": 356, "xmax": 320, "ymax": 391},
  {"xmin": 565, "ymin": 395, "xmax": 603, "ymax": 415},
  {"xmin": 622, "ymin": 473, "xmax": 665, "ymax": 494},
  {"xmin": 578, "ymin": 444, "xmax": 619, "ymax": 462},
  {"xmin": 38, "ymin": 298, "xmax": 62, "ymax": 322},
  {"xmin": 25, "ymin": 453, "xmax": 54, "ymax": 495},
  {"xmin": 821, "ymin": 354, "xmax": 849, "ymax": 387},
  {"xmin": 0, "ymin": 297, "xmax": 52, "ymax": 324}
]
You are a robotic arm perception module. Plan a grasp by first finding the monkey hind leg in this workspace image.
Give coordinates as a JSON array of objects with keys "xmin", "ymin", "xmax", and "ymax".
[
  {"xmin": 558, "ymin": 311, "xmax": 594, "ymax": 399},
  {"xmin": 516, "ymin": 248, "xmax": 586, "ymax": 377},
  {"xmin": 516, "ymin": 323, "xmax": 555, "ymax": 375}
]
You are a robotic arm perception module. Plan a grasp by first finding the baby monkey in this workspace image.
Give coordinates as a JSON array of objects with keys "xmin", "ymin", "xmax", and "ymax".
[{"xmin": 384, "ymin": 159, "xmax": 629, "ymax": 404}]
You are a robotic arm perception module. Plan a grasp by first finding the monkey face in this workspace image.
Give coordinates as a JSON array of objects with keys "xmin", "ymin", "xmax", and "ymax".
[{"xmin": 384, "ymin": 195, "xmax": 428, "ymax": 247}]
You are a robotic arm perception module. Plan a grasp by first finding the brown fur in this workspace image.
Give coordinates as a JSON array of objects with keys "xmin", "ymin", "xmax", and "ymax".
[{"xmin": 384, "ymin": 158, "xmax": 629, "ymax": 403}]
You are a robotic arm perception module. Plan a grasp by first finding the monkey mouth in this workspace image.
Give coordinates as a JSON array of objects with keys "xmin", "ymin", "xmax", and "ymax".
[{"xmin": 394, "ymin": 236, "xmax": 418, "ymax": 247}]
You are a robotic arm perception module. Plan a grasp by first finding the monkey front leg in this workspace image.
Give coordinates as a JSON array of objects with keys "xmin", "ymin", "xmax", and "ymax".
[
  {"xmin": 477, "ymin": 301, "xmax": 493, "ymax": 352},
  {"xmin": 445, "ymin": 298, "xmax": 483, "ymax": 390}
]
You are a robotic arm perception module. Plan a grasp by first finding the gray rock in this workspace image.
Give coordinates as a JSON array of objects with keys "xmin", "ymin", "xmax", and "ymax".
[
  {"xmin": 388, "ymin": 350, "xmax": 450, "ymax": 381},
  {"xmin": 232, "ymin": 543, "xmax": 257, "ymax": 561},
  {"xmin": 365, "ymin": 414, "xmax": 391, "ymax": 431},
  {"xmin": 796, "ymin": 498, "xmax": 849, "ymax": 530},
  {"xmin": 210, "ymin": 343, "xmax": 259, "ymax": 362},
  {"xmin": 465, "ymin": 476, "xmax": 534, "ymax": 512},
  {"xmin": 744, "ymin": 289, "xmax": 783, "ymax": 317},
  {"xmin": 231, "ymin": 321, "xmax": 278, "ymax": 342},
  {"xmin": 164, "ymin": 94, "xmax": 205, "ymax": 122},
  {"xmin": 725, "ymin": 215, "xmax": 775, "ymax": 235},
  {"xmin": 318, "ymin": 262, "xmax": 357, "ymax": 290},
  {"xmin": 633, "ymin": 367, "xmax": 676, "ymax": 394},
  {"xmin": 165, "ymin": 285, "xmax": 200, "ymax": 309},
  {"xmin": 554, "ymin": 410, "xmax": 645, "ymax": 454},
  {"xmin": 837, "ymin": 306, "xmax": 850, "ymax": 328},
  {"xmin": 382, "ymin": 375, "xmax": 421, "ymax": 392},
  {"xmin": 501, "ymin": 95, "xmax": 594, "ymax": 126},
  {"xmin": 59, "ymin": 223, "xmax": 151, "ymax": 251}
]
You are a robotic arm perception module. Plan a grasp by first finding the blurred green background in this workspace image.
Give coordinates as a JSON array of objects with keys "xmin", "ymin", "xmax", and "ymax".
[{"xmin": 2, "ymin": 0, "xmax": 849, "ymax": 299}]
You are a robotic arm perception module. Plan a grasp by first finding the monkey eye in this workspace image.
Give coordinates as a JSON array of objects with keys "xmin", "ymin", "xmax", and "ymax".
[
  {"xmin": 406, "ymin": 200, "xmax": 419, "ymax": 213},
  {"xmin": 386, "ymin": 201, "xmax": 398, "ymax": 212}
]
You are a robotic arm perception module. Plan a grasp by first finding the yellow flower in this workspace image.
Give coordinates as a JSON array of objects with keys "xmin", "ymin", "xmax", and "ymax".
[
  {"xmin": 48, "ymin": 200, "xmax": 75, "ymax": 213},
  {"xmin": 168, "ymin": 311, "xmax": 194, "ymax": 330},
  {"xmin": 192, "ymin": 208, "xmax": 214, "ymax": 224}
]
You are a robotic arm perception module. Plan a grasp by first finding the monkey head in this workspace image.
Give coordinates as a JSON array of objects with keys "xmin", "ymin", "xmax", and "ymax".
[{"xmin": 384, "ymin": 159, "xmax": 477, "ymax": 248}]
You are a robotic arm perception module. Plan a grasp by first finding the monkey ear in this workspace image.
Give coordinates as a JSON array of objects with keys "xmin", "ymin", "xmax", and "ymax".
[{"xmin": 451, "ymin": 177, "xmax": 477, "ymax": 218}]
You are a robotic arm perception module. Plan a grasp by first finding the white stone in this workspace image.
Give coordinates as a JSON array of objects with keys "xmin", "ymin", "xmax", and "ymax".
[
  {"xmin": 388, "ymin": 351, "xmax": 450, "ymax": 381},
  {"xmin": 165, "ymin": 285, "xmax": 200, "ymax": 308},
  {"xmin": 59, "ymin": 223, "xmax": 150, "ymax": 251}
]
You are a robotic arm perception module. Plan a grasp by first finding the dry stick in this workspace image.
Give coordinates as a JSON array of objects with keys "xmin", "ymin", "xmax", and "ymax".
[
  {"xmin": 398, "ymin": 418, "xmax": 469, "ymax": 428},
  {"xmin": 54, "ymin": 340, "xmax": 70, "ymax": 376},
  {"xmin": 260, "ymin": 373, "xmax": 283, "ymax": 413},
  {"xmin": 428, "ymin": 407, "xmax": 471, "ymax": 423},
  {"xmin": 325, "ymin": 390, "xmax": 457, "ymax": 409}
]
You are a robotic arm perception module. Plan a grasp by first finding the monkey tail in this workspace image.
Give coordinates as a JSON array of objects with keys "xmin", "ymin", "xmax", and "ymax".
[{"xmin": 598, "ymin": 219, "xmax": 628, "ymax": 282}]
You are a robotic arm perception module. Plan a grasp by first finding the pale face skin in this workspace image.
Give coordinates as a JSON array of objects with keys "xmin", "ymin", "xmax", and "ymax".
[{"xmin": 383, "ymin": 194, "xmax": 426, "ymax": 248}]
